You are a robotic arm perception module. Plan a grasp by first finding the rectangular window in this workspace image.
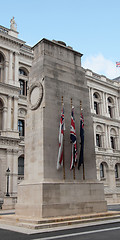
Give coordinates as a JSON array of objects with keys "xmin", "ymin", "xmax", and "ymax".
[
  {"xmin": 108, "ymin": 106, "xmax": 112, "ymax": 118},
  {"xmin": 18, "ymin": 157, "xmax": 24, "ymax": 175},
  {"xmin": 19, "ymin": 80, "xmax": 27, "ymax": 96},
  {"xmin": 96, "ymin": 134, "xmax": 101, "ymax": 147},
  {"xmin": 19, "ymin": 80, "xmax": 24, "ymax": 95},
  {"xmin": 94, "ymin": 102, "xmax": 99, "ymax": 114},
  {"xmin": 111, "ymin": 136, "xmax": 115, "ymax": 149},
  {"xmin": 18, "ymin": 119, "xmax": 24, "ymax": 136}
]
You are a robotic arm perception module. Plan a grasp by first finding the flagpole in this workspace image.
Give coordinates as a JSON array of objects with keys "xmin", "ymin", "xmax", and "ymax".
[
  {"xmin": 71, "ymin": 98, "xmax": 75, "ymax": 180},
  {"xmin": 80, "ymin": 100, "xmax": 85, "ymax": 180},
  {"xmin": 62, "ymin": 96, "xmax": 65, "ymax": 180}
]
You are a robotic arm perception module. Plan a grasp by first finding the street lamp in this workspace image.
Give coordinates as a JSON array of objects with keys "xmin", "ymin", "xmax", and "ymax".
[{"xmin": 6, "ymin": 167, "xmax": 10, "ymax": 197}]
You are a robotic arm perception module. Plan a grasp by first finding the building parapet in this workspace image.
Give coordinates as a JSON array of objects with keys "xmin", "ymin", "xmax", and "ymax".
[
  {"xmin": 85, "ymin": 69, "xmax": 120, "ymax": 87},
  {"xmin": 0, "ymin": 25, "xmax": 9, "ymax": 34}
]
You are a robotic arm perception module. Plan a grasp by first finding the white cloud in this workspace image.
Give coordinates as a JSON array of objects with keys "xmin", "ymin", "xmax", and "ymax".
[{"xmin": 82, "ymin": 54, "xmax": 120, "ymax": 79}]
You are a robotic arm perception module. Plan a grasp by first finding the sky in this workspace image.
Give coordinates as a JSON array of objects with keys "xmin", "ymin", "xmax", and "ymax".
[{"xmin": 0, "ymin": 0, "xmax": 120, "ymax": 79}]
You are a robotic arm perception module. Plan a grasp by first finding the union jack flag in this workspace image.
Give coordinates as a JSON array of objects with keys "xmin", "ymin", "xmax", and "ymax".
[
  {"xmin": 70, "ymin": 107, "xmax": 77, "ymax": 170},
  {"xmin": 116, "ymin": 62, "xmax": 120, "ymax": 67},
  {"xmin": 57, "ymin": 105, "xmax": 65, "ymax": 170}
]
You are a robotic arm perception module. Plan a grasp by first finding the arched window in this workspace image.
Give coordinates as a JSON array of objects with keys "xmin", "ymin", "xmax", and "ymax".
[
  {"xmin": 93, "ymin": 92, "xmax": 100, "ymax": 115},
  {"xmin": 19, "ymin": 68, "xmax": 28, "ymax": 96},
  {"xmin": 100, "ymin": 163, "xmax": 104, "ymax": 178},
  {"xmin": 0, "ymin": 99, "xmax": 4, "ymax": 130},
  {"xmin": 110, "ymin": 128, "xmax": 117, "ymax": 150},
  {"xmin": 96, "ymin": 125, "xmax": 103, "ymax": 148},
  {"xmin": 18, "ymin": 155, "xmax": 24, "ymax": 179},
  {"xmin": 108, "ymin": 97, "xmax": 114, "ymax": 118},
  {"xmin": 0, "ymin": 53, "xmax": 4, "ymax": 82},
  {"xmin": 100, "ymin": 162, "xmax": 108, "ymax": 180}
]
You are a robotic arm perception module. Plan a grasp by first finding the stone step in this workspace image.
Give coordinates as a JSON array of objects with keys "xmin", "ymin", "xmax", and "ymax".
[{"xmin": 0, "ymin": 212, "xmax": 120, "ymax": 229}]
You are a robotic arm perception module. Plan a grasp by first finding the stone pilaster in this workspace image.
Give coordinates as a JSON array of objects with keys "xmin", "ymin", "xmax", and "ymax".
[
  {"xmin": 3, "ymin": 106, "xmax": 7, "ymax": 131},
  {"xmin": 13, "ymin": 96, "xmax": 18, "ymax": 131},
  {"xmin": 4, "ymin": 61, "xmax": 9, "ymax": 84},
  {"xmin": 7, "ymin": 95, "xmax": 12, "ymax": 130},
  {"xmin": 9, "ymin": 51, "xmax": 13, "ymax": 84}
]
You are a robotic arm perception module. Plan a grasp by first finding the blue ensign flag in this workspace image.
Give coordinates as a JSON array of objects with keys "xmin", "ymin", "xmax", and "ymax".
[{"xmin": 78, "ymin": 113, "xmax": 84, "ymax": 170}]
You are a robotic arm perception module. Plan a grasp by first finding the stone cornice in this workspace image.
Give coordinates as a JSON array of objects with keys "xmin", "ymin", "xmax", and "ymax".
[
  {"xmin": 0, "ymin": 136, "xmax": 20, "ymax": 148},
  {"xmin": 0, "ymin": 30, "xmax": 25, "ymax": 46},
  {"xmin": 0, "ymin": 82, "xmax": 20, "ymax": 95}
]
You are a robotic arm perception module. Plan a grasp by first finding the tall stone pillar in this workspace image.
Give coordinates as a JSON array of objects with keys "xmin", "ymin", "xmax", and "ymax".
[
  {"xmin": 13, "ymin": 96, "xmax": 18, "ymax": 131},
  {"xmin": 9, "ymin": 51, "xmax": 13, "ymax": 84},
  {"xmin": 6, "ymin": 149, "xmax": 13, "ymax": 195},
  {"xmin": 14, "ymin": 52, "xmax": 19, "ymax": 87},
  {"xmin": 12, "ymin": 150, "xmax": 18, "ymax": 196},
  {"xmin": 105, "ymin": 124, "xmax": 108, "ymax": 149},
  {"xmin": 4, "ymin": 61, "xmax": 9, "ymax": 83},
  {"xmin": 16, "ymin": 39, "xmax": 107, "ymax": 218},
  {"xmin": 7, "ymin": 95, "xmax": 12, "ymax": 130},
  {"xmin": 3, "ymin": 107, "xmax": 7, "ymax": 130}
]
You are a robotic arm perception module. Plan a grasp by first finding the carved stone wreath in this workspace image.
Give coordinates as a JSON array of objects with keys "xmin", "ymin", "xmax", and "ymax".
[{"xmin": 29, "ymin": 82, "xmax": 43, "ymax": 110}]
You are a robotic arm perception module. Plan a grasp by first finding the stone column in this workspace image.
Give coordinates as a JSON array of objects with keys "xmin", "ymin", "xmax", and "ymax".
[
  {"xmin": 13, "ymin": 96, "xmax": 18, "ymax": 131},
  {"xmin": 108, "ymin": 126, "xmax": 111, "ymax": 148},
  {"xmin": 9, "ymin": 51, "xmax": 13, "ymax": 84},
  {"xmin": 91, "ymin": 88, "xmax": 94, "ymax": 113},
  {"xmin": 105, "ymin": 93, "xmax": 108, "ymax": 116},
  {"xmin": 14, "ymin": 52, "xmax": 19, "ymax": 86},
  {"xmin": 1, "ymin": 66, "xmax": 4, "ymax": 82},
  {"xmin": 7, "ymin": 95, "xmax": 12, "ymax": 130},
  {"xmin": 102, "ymin": 92, "xmax": 106, "ymax": 116},
  {"xmin": 93, "ymin": 122, "xmax": 96, "ymax": 146},
  {"xmin": 119, "ymin": 128, "xmax": 120, "ymax": 150},
  {"xmin": 4, "ymin": 61, "xmax": 9, "ymax": 84},
  {"xmin": 115, "ymin": 97, "xmax": 119, "ymax": 119},
  {"xmin": 12, "ymin": 150, "xmax": 18, "ymax": 196},
  {"xmin": 3, "ymin": 107, "xmax": 7, "ymax": 131},
  {"xmin": 89, "ymin": 87, "xmax": 92, "ymax": 110},
  {"xmin": 6, "ymin": 149, "xmax": 13, "ymax": 195},
  {"xmin": 104, "ymin": 124, "xmax": 108, "ymax": 149}
]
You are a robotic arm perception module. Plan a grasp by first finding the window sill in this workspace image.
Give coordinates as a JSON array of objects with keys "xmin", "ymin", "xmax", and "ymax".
[{"xmin": 100, "ymin": 178, "xmax": 106, "ymax": 181}]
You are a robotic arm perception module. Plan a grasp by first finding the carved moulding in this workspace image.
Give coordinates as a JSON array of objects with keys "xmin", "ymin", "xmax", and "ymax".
[{"xmin": 29, "ymin": 82, "xmax": 43, "ymax": 110}]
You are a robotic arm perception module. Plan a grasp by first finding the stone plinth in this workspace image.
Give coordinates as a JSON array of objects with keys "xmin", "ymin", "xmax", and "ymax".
[
  {"xmin": 2, "ymin": 196, "xmax": 17, "ymax": 210},
  {"xmin": 16, "ymin": 181, "xmax": 106, "ymax": 218}
]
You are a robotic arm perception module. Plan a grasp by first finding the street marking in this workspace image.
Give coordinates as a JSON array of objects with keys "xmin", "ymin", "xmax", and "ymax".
[{"xmin": 33, "ymin": 226, "xmax": 120, "ymax": 240}]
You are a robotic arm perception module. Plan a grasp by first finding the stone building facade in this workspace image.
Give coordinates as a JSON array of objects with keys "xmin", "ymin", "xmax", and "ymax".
[
  {"xmin": 0, "ymin": 19, "xmax": 33, "ymax": 208},
  {"xmin": 87, "ymin": 70, "xmax": 120, "ymax": 203},
  {"xmin": 0, "ymin": 19, "xmax": 120, "ymax": 207}
]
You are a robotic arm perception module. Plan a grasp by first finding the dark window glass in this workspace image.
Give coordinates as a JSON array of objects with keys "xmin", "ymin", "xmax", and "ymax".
[
  {"xmin": 19, "ymin": 80, "xmax": 27, "ymax": 96},
  {"xmin": 96, "ymin": 134, "xmax": 101, "ymax": 147},
  {"xmin": 108, "ymin": 106, "xmax": 112, "ymax": 118},
  {"xmin": 115, "ymin": 164, "xmax": 118, "ymax": 179},
  {"xmin": 111, "ymin": 136, "xmax": 115, "ymax": 149},
  {"xmin": 18, "ymin": 156, "xmax": 24, "ymax": 175},
  {"xmin": 19, "ymin": 69, "xmax": 27, "ymax": 76},
  {"xmin": 18, "ymin": 120, "xmax": 24, "ymax": 136},
  {"xmin": 108, "ymin": 97, "xmax": 112, "ymax": 103},
  {"xmin": 100, "ymin": 163, "xmax": 104, "ymax": 178},
  {"xmin": 93, "ymin": 93, "xmax": 98, "ymax": 99},
  {"xmin": 94, "ymin": 102, "xmax": 99, "ymax": 114}
]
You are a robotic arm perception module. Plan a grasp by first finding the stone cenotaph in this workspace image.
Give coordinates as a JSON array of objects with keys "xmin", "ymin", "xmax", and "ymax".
[{"xmin": 16, "ymin": 39, "xmax": 107, "ymax": 218}]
